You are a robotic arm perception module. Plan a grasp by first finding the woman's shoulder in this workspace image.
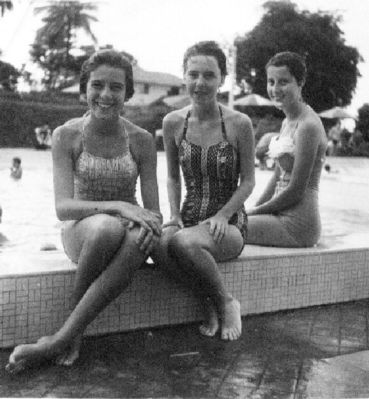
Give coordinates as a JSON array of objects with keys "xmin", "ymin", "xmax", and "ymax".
[
  {"xmin": 221, "ymin": 105, "xmax": 252, "ymax": 128},
  {"xmin": 294, "ymin": 106, "xmax": 326, "ymax": 146},
  {"xmin": 121, "ymin": 117, "xmax": 154, "ymax": 147},
  {"xmin": 163, "ymin": 106, "xmax": 190, "ymax": 126},
  {"xmin": 52, "ymin": 118, "xmax": 83, "ymax": 147},
  {"xmin": 300, "ymin": 106, "xmax": 325, "ymax": 133}
]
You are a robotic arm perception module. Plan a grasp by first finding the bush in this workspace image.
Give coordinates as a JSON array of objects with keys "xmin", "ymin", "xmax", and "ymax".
[
  {"xmin": 0, "ymin": 92, "xmax": 169, "ymax": 147},
  {"xmin": 0, "ymin": 97, "xmax": 87, "ymax": 147}
]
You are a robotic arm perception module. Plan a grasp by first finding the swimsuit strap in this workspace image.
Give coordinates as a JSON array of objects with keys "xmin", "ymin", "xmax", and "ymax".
[
  {"xmin": 219, "ymin": 106, "xmax": 227, "ymax": 140},
  {"xmin": 181, "ymin": 105, "xmax": 227, "ymax": 141},
  {"xmin": 182, "ymin": 110, "xmax": 191, "ymax": 140},
  {"xmin": 81, "ymin": 114, "xmax": 88, "ymax": 150}
]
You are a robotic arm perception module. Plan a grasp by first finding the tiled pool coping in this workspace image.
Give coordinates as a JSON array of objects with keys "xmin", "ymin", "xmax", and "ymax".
[{"xmin": 1, "ymin": 233, "xmax": 369, "ymax": 348}]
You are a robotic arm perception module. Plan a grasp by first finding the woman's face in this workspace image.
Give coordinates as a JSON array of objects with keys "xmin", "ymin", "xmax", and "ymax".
[
  {"xmin": 184, "ymin": 55, "xmax": 224, "ymax": 105},
  {"xmin": 266, "ymin": 65, "xmax": 302, "ymax": 110},
  {"xmin": 86, "ymin": 64, "xmax": 127, "ymax": 120}
]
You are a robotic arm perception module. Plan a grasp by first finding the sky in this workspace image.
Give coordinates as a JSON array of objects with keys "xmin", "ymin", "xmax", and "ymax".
[{"xmin": 0, "ymin": 0, "xmax": 368, "ymax": 116}]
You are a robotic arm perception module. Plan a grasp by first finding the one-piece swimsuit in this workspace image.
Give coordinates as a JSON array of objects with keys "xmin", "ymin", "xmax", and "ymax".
[
  {"xmin": 178, "ymin": 106, "xmax": 248, "ymax": 245},
  {"xmin": 61, "ymin": 120, "xmax": 139, "ymax": 259},
  {"xmin": 267, "ymin": 114, "xmax": 326, "ymax": 246}
]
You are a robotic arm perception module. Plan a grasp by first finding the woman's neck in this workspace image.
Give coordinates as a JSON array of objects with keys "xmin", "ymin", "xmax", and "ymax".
[
  {"xmin": 284, "ymin": 101, "xmax": 307, "ymax": 122},
  {"xmin": 87, "ymin": 114, "xmax": 122, "ymax": 137},
  {"xmin": 191, "ymin": 101, "xmax": 220, "ymax": 121}
]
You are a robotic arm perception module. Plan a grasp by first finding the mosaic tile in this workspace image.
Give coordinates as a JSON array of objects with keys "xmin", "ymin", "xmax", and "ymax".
[{"xmin": 1, "ymin": 247, "xmax": 369, "ymax": 347}]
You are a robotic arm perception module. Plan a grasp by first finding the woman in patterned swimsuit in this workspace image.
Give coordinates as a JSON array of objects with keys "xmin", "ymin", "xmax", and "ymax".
[
  {"xmin": 247, "ymin": 52, "xmax": 327, "ymax": 247},
  {"xmin": 7, "ymin": 50, "xmax": 162, "ymax": 373},
  {"xmin": 153, "ymin": 41, "xmax": 255, "ymax": 341}
]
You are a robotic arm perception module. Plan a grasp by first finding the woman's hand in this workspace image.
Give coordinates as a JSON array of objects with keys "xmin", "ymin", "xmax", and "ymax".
[
  {"xmin": 134, "ymin": 226, "xmax": 161, "ymax": 257},
  {"xmin": 119, "ymin": 204, "xmax": 162, "ymax": 255},
  {"xmin": 201, "ymin": 214, "xmax": 229, "ymax": 243},
  {"xmin": 119, "ymin": 203, "xmax": 162, "ymax": 236},
  {"xmin": 162, "ymin": 215, "xmax": 184, "ymax": 229}
]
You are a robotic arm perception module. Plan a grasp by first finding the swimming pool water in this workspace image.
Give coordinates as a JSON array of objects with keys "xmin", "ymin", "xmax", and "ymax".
[
  {"xmin": 0, "ymin": 149, "xmax": 61, "ymax": 253},
  {"xmin": 2, "ymin": 148, "xmax": 367, "ymax": 255}
]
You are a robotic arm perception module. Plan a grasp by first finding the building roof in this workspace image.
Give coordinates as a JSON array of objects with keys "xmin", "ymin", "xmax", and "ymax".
[
  {"xmin": 125, "ymin": 92, "xmax": 165, "ymax": 107},
  {"xmin": 62, "ymin": 66, "xmax": 183, "ymax": 94},
  {"xmin": 133, "ymin": 66, "xmax": 183, "ymax": 87}
]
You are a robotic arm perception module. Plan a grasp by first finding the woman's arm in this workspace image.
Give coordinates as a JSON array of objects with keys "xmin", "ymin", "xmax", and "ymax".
[
  {"xmin": 249, "ymin": 120, "xmax": 321, "ymax": 215},
  {"xmin": 131, "ymin": 126, "xmax": 162, "ymax": 253},
  {"xmin": 216, "ymin": 114, "xmax": 255, "ymax": 219},
  {"xmin": 135, "ymin": 128, "xmax": 161, "ymax": 218},
  {"xmin": 252, "ymin": 166, "xmax": 280, "ymax": 208},
  {"xmin": 52, "ymin": 125, "xmax": 159, "ymax": 232},
  {"xmin": 163, "ymin": 113, "xmax": 183, "ymax": 226}
]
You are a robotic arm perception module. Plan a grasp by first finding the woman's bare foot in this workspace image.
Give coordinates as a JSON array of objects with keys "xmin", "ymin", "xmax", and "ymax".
[
  {"xmin": 6, "ymin": 336, "xmax": 62, "ymax": 374},
  {"xmin": 221, "ymin": 298, "xmax": 242, "ymax": 341},
  {"xmin": 55, "ymin": 335, "xmax": 82, "ymax": 366},
  {"xmin": 199, "ymin": 301, "xmax": 219, "ymax": 337}
]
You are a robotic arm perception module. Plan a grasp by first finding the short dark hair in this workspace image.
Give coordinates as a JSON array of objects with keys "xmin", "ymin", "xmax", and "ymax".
[
  {"xmin": 266, "ymin": 51, "xmax": 307, "ymax": 86},
  {"xmin": 183, "ymin": 41, "xmax": 228, "ymax": 76},
  {"xmin": 12, "ymin": 157, "xmax": 21, "ymax": 165},
  {"xmin": 80, "ymin": 49, "xmax": 134, "ymax": 101}
]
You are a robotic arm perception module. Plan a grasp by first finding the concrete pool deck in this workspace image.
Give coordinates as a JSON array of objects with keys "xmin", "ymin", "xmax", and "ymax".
[
  {"xmin": 1, "ymin": 155, "xmax": 369, "ymax": 397},
  {"xmin": 2, "ymin": 300, "xmax": 369, "ymax": 398}
]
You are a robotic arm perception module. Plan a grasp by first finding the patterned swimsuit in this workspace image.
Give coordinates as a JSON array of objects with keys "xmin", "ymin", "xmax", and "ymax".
[
  {"xmin": 61, "ymin": 122, "xmax": 139, "ymax": 260},
  {"xmin": 74, "ymin": 127, "xmax": 138, "ymax": 203},
  {"xmin": 179, "ymin": 107, "xmax": 248, "ymax": 244}
]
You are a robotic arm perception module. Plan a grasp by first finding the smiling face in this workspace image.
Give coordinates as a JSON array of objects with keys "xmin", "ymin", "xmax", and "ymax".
[
  {"xmin": 184, "ymin": 55, "xmax": 224, "ymax": 105},
  {"xmin": 86, "ymin": 65, "xmax": 127, "ymax": 120},
  {"xmin": 266, "ymin": 65, "xmax": 303, "ymax": 110}
]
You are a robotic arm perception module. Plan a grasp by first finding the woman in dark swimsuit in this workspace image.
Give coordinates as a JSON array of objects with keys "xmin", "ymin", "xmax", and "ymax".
[{"xmin": 152, "ymin": 41, "xmax": 255, "ymax": 341}]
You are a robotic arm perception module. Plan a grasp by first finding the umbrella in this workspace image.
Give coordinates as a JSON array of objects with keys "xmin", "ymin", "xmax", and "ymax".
[
  {"xmin": 234, "ymin": 93, "xmax": 274, "ymax": 107},
  {"xmin": 319, "ymin": 106, "xmax": 356, "ymax": 120},
  {"xmin": 163, "ymin": 94, "xmax": 191, "ymax": 109}
]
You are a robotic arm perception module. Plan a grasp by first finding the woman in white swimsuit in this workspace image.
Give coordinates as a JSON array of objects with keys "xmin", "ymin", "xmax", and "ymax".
[{"xmin": 247, "ymin": 52, "xmax": 327, "ymax": 247}]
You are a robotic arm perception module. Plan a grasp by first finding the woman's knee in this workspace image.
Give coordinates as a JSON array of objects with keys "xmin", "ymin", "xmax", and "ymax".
[
  {"xmin": 168, "ymin": 229, "xmax": 200, "ymax": 259},
  {"xmin": 84, "ymin": 214, "xmax": 126, "ymax": 249}
]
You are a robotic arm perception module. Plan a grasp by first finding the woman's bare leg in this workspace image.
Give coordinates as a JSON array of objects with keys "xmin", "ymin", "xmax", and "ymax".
[
  {"xmin": 247, "ymin": 214, "xmax": 300, "ymax": 247},
  {"xmin": 57, "ymin": 215, "xmax": 127, "ymax": 365},
  {"xmin": 167, "ymin": 224, "xmax": 244, "ymax": 340},
  {"xmin": 151, "ymin": 226, "xmax": 220, "ymax": 337},
  {"xmin": 7, "ymin": 225, "xmax": 146, "ymax": 373}
]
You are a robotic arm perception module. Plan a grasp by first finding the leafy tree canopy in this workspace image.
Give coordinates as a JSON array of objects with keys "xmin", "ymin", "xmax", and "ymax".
[
  {"xmin": 30, "ymin": 0, "xmax": 98, "ymax": 90},
  {"xmin": 356, "ymin": 103, "xmax": 369, "ymax": 142},
  {"xmin": 0, "ymin": 0, "xmax": 13, "ymax": 17},
  {"xmin": 0, "ymin": 59, "xmax": 19, "ymax": 91},
  {"xmin": 235, "ymin": 0, "xmax": 362, "ymax": 112}
]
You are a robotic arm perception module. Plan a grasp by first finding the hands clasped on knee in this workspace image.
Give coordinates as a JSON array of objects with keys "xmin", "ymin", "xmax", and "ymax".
[{"xmin": 122, "ymin": 204, "xmax": 162, "ymax": 256}]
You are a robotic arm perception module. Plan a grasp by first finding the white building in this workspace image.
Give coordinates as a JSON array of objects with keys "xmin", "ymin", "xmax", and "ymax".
[{"xmin": 63, "ymin": 65, "xmax": 184, "ymax": 106}]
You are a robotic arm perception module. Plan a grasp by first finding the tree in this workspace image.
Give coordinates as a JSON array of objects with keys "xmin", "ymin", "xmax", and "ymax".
[
  {"xmin": 0, "ymin": 59, "xmax": 20, "ymax": 91},
  {"xmin": 30, "ymin": 0, "xmax": 98, "ymax": 90},
  {"xmin": 356, "ymin": 104, "xmax": 369, "ymax": 142},
  {"xmin": 235, "ymin": 1, "xmax": 362, "ymax": 112},
  {"xmin": 0, "ymin": 0, "xmax": 13, "ymax": 17}
]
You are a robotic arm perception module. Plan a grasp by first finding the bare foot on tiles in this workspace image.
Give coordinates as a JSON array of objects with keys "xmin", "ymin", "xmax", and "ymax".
[
  {"xmin": 221, "ymin": 298, "xmax": 242, "ymax": 341},
  {"xmin": 199, "ymin": 300, "xmax": 219, "ymax": 337},
  {"xmin": 6, "ymin": 336, "xmax": 62, "ymax": 374}
]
